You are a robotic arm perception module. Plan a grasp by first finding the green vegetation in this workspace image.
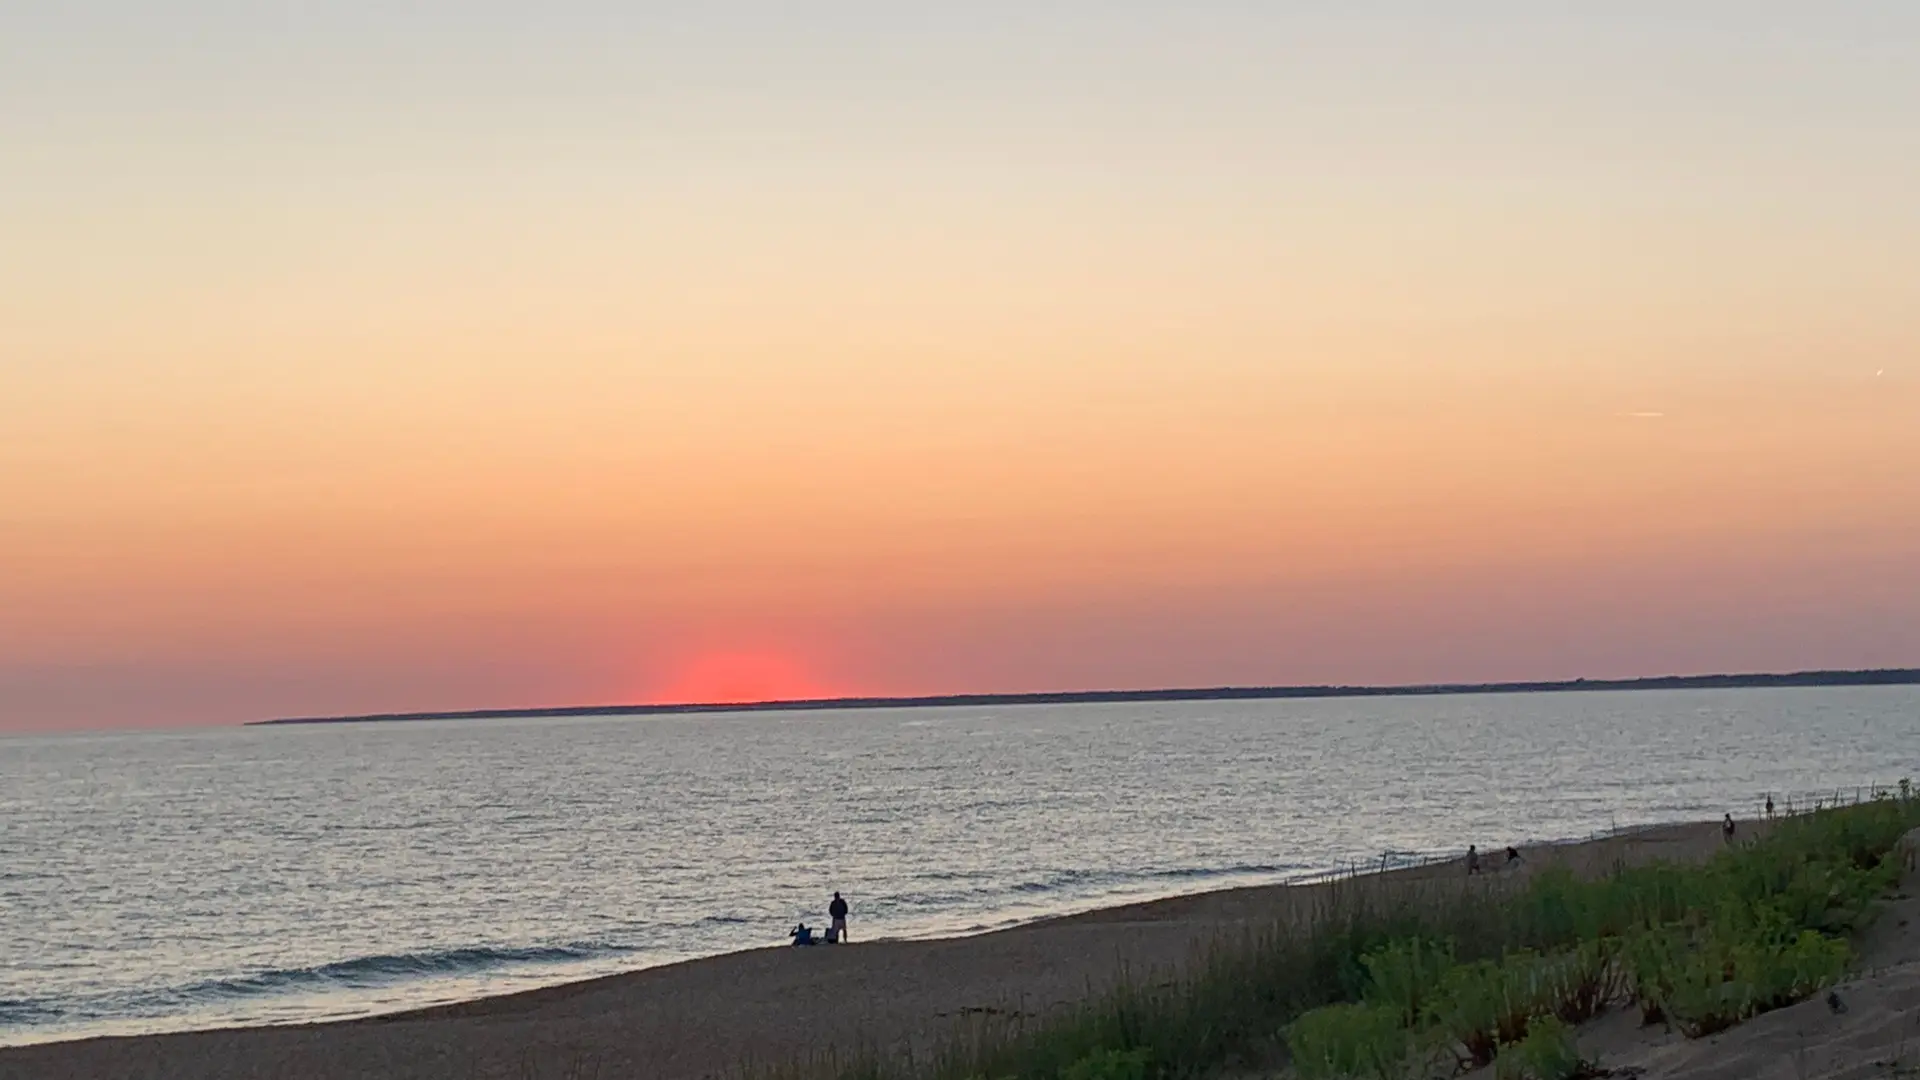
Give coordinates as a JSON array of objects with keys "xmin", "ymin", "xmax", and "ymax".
[
  {"xmin": 1061, "ymin": 1049, "xmax": 1153, "ymax": 1080},
  {"xmin": 1490, "ymin": 1016, "xmax": 1582, "ymax": 1080},
  {"xmin": 1280, "ymin": 793, "xmax": 1912, "ymax": 1077},
  {"xmin": 1285, "ymin": 1003, "xmax": 1408, "ymax": 1079},
  {"xmin": 782, "ymin": 790, "xmax": 1917, "ymax": 1080}
]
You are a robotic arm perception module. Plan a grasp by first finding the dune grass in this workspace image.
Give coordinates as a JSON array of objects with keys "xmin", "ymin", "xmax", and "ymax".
[{"xmin": 766, "ymin": 785, "xmax": 1919, "ymax": 1080}]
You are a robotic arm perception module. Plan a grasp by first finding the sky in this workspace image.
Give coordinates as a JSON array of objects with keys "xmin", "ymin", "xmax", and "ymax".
[{"xmin": 3, "ymin": 3, "xmax": 1918, "ymax": 731}]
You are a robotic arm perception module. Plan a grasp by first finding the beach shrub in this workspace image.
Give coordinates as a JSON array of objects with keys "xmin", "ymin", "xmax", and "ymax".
[
  {"xmin": 1359, "ymin": 937, "xmax": 1455, "ymax": 1028},
  {"xmin": 1058, "ymin": 1047, "xmax": 1151, "ymax": 1080},
  {"xmin": 1711, "ymin": 850, "xmax": 1889, "ymax": 938},
  {"xmin": 1663, "ymin": 928, "xmax": 1849, "ymax": 1038},
  {"xmin": 1623, "ymin": 925, "xmax": 1685, "ymax": 1025},
  {"xmin": 1283, "ymin": 1003, "xmax": 1408, "ymax": 1080},
  {"xmin": 1517, "ymin": 868, "xmax": 1627, "ymax": 945},
  {"xmin": 1492, "ymin": 1016, "xmax": 1584, "ymax": 1080},
  {"xmin": 1534, "ymin": 939, "xmax": 1621, "ymax": 1025},
  {"xmin": 1427, "ymin": 955, "xmax": 1543, "ymax": 1068},
  {"xmin": 1604, "ymin": 862, "xmax": 1704, "ymax": 933}
]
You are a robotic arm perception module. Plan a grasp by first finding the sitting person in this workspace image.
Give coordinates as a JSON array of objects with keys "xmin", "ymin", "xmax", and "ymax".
[{"xmin": 790, "ymin": 923, "xmax": 815, "ymax": 946}]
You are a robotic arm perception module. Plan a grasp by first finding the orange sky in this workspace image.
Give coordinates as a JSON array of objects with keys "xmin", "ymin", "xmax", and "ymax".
[{"xmin": 3, "ymin": 5, "xmax": 1918, "ymax": 729}]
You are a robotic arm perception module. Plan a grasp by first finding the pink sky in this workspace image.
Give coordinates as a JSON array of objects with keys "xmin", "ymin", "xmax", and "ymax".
[{"xmin": 4, "ymin": 5, "xmax": 1918, "ymax": 730}]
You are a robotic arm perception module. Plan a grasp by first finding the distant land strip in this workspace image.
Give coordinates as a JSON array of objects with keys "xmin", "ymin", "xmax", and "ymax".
[{"xmin": 252, "ymin": 668, "xmax": 1920, "ymax": 726}]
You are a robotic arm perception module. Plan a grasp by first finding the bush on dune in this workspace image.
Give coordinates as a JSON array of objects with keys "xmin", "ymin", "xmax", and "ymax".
[
  {"xmin": 1659, "ymin": 928, "xmax": 1849, "ymax": 1038},
  {"xmin": 1492, "ymin": 1016, "xmax": 1584, "ymax": 1080},
  {"xmin": 1358, "ymin": 937, "xmax": 1455, "ymax": 1030},
  {"xmin": 1283, "ymin": 1002, "xmax": 1409, "ymax": 1080}
]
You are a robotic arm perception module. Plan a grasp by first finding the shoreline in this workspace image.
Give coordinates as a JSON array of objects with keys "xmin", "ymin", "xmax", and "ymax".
[
  {"xmin": 0, "ymin": 819, "xmax": 1688, "ymax": 1051},
  {"xmin": 0, "ymin": 818, "xmax": 1749, "ymax": 1080},
  {"xmin": 0, "ymin": 859, "xmax": 1350, "ymax": 1050}
]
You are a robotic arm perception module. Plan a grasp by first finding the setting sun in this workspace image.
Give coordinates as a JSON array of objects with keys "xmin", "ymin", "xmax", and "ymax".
[{"xmin": 650, "ymin": 651, "xmax": 838, "ymax": 706}]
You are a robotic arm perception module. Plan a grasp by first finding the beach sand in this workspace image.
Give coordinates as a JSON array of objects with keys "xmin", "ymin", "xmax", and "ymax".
[{"xmin": 0, "ymin": 821, "xmax": 1751, "ymax": 1080}]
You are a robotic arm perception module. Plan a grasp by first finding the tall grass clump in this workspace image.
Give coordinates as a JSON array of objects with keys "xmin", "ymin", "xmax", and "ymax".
[
  {"xmin": 1283, "ymin": 1003, "xmax": 1408, "ymax": 1080},
  {"xmin": 789, "ymin": 791, "xmax": 1917, "ymax": 1080},
  {"xmin": 1359, "ymin": 937, "xmax": 1456, "ymax": 1028},
  {"xmin": 1491, "ymin": 1016, "xmax": 1583, "ymax": 1080}
]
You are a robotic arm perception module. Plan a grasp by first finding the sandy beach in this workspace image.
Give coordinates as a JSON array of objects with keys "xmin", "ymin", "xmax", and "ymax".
[{"xmin": 1, "ymin": 820, "xmax": 1774, "ymax": 1080}]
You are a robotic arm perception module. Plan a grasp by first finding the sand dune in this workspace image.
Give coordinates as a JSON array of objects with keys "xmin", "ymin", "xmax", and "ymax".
[
  {"xmin": 0, "ymin": 822, "xmax": 1745, "ymax": 1080},
  {"xmin": 1546, "ymin": 830, "xmax": 1920, "ymax": 1080}
]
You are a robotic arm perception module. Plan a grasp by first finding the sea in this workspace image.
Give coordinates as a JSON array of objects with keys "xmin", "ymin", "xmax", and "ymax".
[{"xmin": 3, "ymin": 686, "xmax": 1917, "ymax": 1046}]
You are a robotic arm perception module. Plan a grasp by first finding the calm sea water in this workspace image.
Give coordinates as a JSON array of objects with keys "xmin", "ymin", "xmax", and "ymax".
[{"xmin": 4, "ymin": 687, "xmax": 1917, "ymax": 1045}]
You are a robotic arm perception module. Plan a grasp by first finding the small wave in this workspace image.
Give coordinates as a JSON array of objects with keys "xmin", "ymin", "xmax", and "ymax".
[
  {"xmin": 0, "ymin": 998, "xmax": 60, "ymax": 1024},
  {"xmin": 1144, "ymin": 863, "xmax": 1298, "ymax": 881},
  {"xmin": 1011, "ymin": 870, "xmax": 1102, "ymax": 894},
  {"xmin": 1009, "ymin": 863, "xmax": 1299, "ymax": 896},
  {"xmin": 697, "ymin": 915, "xmax": 750, "ymax": 926},
  {"xmin": 1, "ymin": 944, "xmax": 648, "ymax": 1031},
  {"xmin": 182, "ymin": 941, "xmax": 642, "ymax": 1000},
  {"xmin": 910, "ymin": 868, "xmax": 996, "ymax": 883}
]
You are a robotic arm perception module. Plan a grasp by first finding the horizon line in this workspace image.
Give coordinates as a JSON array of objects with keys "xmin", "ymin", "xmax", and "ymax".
[{"xmin": 251, "ymin": 666, "xmax": 1920, "ymax": 726}]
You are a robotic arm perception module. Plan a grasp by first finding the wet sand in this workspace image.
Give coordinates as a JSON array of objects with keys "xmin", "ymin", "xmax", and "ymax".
[{"xmin": 0, "ymin": 821, "xmax": 1740, "ymax": 1080}]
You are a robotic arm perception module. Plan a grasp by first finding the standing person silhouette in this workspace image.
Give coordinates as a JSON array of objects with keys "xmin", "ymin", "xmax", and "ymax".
[
  {"xmin": 828, "ymin": 891, "xmax": 850, "ymax": 943},
  {"xmin": 1466, "ymin": 845, "xmax": 1481, "ymax": 876},
  {"xmin": 1723, "ymin": 814, "xmax": 1737, "ymax": 845},
  {"xmin": 1765, "ymin": 795, "xmax": 1775, "ymax": 819}
]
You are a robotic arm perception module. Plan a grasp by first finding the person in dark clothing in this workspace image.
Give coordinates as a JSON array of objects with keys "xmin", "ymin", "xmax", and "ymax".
[
  {"xmin": 1466, "ymin": 845, "xmax": 1481, "ymax": 876},
  {"xmin": 790, "ymin": 924, "xmax": 815, "ymax": 946},
  {"xmin": 1723, "ymin": 814, "xmax": 1737, "ymax": 844},
  {"xmin": 1505, "ymin": 846, "xmax": 1522, "ymax": 868},
  {"xmin": 828, "ymin": 892, "xmax": 850, "ymax": 943},
  {"xmin": 1766, "ymin": 795, "xmax": 1775, "ymax": 819}
]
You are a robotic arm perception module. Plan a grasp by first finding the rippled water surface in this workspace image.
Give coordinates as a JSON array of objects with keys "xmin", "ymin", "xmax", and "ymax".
[{"xmin": 5, "ymin": 687, "xmax": 1917, "ymax": 1043}]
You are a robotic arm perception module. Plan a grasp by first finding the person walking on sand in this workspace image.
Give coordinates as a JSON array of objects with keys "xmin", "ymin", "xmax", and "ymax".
[
  {"xmin": 1723, "ymin": 813, "xmax": 1737, "ymax": 844},
  {"xmin": 828, "ymin": 891, "xmax": 850, "ymax": 943},
  {"xmin": 1766, "ymin": 794, "xmax": 1775, "ymax": 819},
  {"xmin": 1466, "ymin": 845, "xmax": 1481, "ymax": 876}
]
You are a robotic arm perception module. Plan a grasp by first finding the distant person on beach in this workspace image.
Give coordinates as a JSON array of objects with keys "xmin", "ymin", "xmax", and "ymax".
[
  {"xmin": 1766, "ymin": 795, "xmax": 1775, "ymax": 819},
  {"xmin": 1466, "ymin": 845, "xmax": 1481, "ymax": 875},
  {"xmin": 1505, "ymin": 846, "xmax": 1522, "ymax": 868},
  {"xmin": 790, "ymin": 924, "xmax": 815, "ymax": 946},
  {"xmin": 829, "ymin": 891, "xmax": 850, "ymax": 943},
  {"xmin": 1723, "ymin": 814, "xmax": 1737, "ymax": 844}
]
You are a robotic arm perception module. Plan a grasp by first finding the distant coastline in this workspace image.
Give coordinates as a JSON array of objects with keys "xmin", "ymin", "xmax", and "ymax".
[{"xmin": 251, "ymin": 667, "xmax": 1920, "ymax": 726}]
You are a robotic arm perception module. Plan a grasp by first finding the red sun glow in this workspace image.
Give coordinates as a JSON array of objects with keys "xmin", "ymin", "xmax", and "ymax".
[{"xmin": 651, "ymin": 651, "xmax": 839, "ymax": 705}]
